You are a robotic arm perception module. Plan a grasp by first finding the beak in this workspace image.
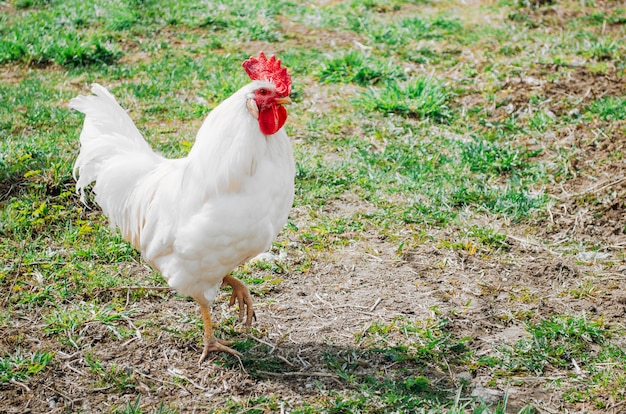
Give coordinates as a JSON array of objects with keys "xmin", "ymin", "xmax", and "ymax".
[{"xmin": 275, "ymin": 96, "xmax": 292, "ymax": 105}]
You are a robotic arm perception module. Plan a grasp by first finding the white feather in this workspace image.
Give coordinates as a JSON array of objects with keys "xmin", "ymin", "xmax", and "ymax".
[{"xmin": 72, "ymin": 81, "xmax": 295, "ymax": 305}]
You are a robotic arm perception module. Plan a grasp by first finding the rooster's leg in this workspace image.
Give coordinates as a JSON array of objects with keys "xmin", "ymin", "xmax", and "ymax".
[
  {"xmin": 222, "ymin": 274, "xmax": 255, "ymax": 326},
  {"xmin": 198, "ymin": 303, "xmax": 242, "ymax": 364}
]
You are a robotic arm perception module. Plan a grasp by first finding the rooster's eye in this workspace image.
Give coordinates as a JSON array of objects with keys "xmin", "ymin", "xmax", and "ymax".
[{"xmin": 259, "ymin": 89, "xmax": 268, "ymax": 95}]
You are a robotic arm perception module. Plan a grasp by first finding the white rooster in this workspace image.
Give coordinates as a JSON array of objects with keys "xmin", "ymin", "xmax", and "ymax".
[{"xmin": 70, "ymin": 53, "xmax": 295, "ymax": 362}]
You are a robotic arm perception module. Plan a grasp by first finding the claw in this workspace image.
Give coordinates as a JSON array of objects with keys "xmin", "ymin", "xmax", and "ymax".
[
  {"xmin": 222, "ymin": 274, "xmax": 255, "ymax": 326},
  {"xmin": 198, "ymin": 338, "xmax": 242, "ymax": 365},
  {"xmin": 198, "ymin": 303, "xmax": 242, "ymax": 365}
]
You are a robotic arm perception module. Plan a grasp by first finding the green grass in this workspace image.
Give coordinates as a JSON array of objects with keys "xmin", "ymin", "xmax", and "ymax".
[
  {"xmin": 586, "ymin": 96, "xmax": 626, "ymax": 121},
  {"xmin": 495, "ymin": 316, "xmax": 626, "ymax": 408},
  {"xmin": 357, "ymin": 76, "xmax": 453, "ymax": 121},
  {"xmin": 112, "ymin": 397, "xmax": 177, "ymax": 414},
  {"xmin": 2, "ymin": 0, "xmax": 626, "ymax": 412},
  {"xmin": 318, "ymin": 51, "xmax": 406, "ymax": 86},
  {"xmin": 0, "ymin": 349, "xmax": 54, "ymax": 383}
]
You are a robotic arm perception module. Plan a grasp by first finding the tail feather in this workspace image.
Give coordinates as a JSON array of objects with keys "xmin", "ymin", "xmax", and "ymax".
[
  {"xmin": 69, "ymin": 84, "xmax": 147, "ymax": 150},
  {"xmin": 71, "ymin": 83, "xmax": 163, "ymax": 229}
]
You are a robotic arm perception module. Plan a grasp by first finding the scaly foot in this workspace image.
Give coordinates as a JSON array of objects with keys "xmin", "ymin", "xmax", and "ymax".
[
  {"xmin": 222, "ymin": 274, "xmax": 255, "ymax": 326},
  {"xmin": 198, "ymin": 303, "xmax": 242, "ymax": 365},
  {"xmin": 198, "ymin": 338, "xmax": 242, "ymax": 364}
]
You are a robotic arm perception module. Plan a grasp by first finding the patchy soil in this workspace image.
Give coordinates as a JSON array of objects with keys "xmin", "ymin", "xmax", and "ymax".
[
  {"xmin": 2, "ymin": 2, "xmax": 626, "ymax": 413},
  {"xmin": 4, "ymin": 76, "xmax": 626, "ymax": 414},
  {"xmin": 460, "ymin": 63, "xmax": 626, "ymax": 249},
  {"xmin": 545, "ymin": 119, "xmax": 626, "ymax": 246},
  {"xmin": 2, "ymin": 203, "xmax": 625, "ymax": 413},
  {"xmin": 3, "ymin": 83, "xmax": 626, "ymax": 414}
]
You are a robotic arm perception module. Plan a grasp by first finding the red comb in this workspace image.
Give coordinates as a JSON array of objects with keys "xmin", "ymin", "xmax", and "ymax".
[{"xmin": 242, "ymin": 52, "xmax": 291, "ymax": 96}]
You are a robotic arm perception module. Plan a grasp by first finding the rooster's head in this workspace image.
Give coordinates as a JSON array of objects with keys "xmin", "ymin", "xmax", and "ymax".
[{"xmin": 242, "ymin": 52, "xmax": 292, "ymax": 136}]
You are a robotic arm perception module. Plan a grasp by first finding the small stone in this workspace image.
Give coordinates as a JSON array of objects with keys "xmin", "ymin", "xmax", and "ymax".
[
  {"xmin": 471, "ymin": 385, "xmax": 503, "ymax": 404},
  {"xmin": 568, "ymin": 108, "xmax": 580, "ymax": 117}
]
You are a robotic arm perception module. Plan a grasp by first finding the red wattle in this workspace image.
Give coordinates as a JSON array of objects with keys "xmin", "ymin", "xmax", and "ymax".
[{"xmin": 258, "ymin": 105, "xmax": 287, "ymax": 135}]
